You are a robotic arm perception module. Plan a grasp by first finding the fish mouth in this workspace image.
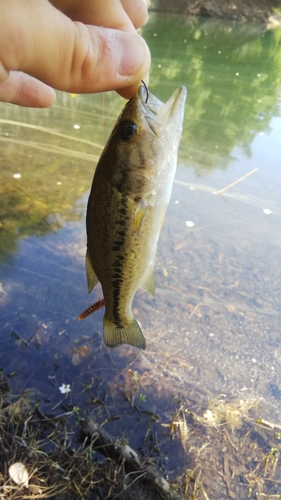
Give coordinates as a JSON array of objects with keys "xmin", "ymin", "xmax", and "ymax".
[{"xmin": 138, "ymin": 85, "xmax": 187, "ymax": 130}]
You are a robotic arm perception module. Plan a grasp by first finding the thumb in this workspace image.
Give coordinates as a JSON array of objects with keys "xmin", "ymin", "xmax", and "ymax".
[{"xmin": 0, "ymin": 0, "xmax": 150, "ymax": 106}]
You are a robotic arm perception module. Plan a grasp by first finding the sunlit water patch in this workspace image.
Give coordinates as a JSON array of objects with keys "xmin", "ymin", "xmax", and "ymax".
[{"xmin": 0, "ymin": 13, "xmax": 281, "ymax": 500}]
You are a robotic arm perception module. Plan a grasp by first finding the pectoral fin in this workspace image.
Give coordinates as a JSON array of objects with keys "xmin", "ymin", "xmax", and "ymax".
[
  {"xmin": 134, "ymin": 199, "xmax": 149, "ymax": 236},
  {"xmin": 86, "ymin": 249, "xmax": 98, "ymax": 293},
  {"xmin": 141, "ymin": 266, "xmax": 156, "ymax": 296}
]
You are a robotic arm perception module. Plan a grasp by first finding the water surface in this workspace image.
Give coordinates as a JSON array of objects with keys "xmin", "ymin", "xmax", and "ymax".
[{"xmin": 0, "ymin": 14, "xmax": 281, "ymax": 499}]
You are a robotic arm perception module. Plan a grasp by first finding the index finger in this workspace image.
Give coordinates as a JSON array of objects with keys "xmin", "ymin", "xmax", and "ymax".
[{"xmin": 51, "ymin": 0, "xmax": 148, "ymax": 31}]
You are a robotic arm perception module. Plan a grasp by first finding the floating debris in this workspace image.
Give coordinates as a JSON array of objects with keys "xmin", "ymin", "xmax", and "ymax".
[
  {"xmin": 191, "ymin": 397, "xmax": 259, "ymax": 433},
  {"xmin": 263, "ymin": 208, "xmax": 272, "ymax": 214},
  {"xmin": 72, "ymin": 345, "xmax": 92, "ymax": 366},
  {"xmin": 12, "ymin": 173, "xmax": 21, "ymax": 179}
]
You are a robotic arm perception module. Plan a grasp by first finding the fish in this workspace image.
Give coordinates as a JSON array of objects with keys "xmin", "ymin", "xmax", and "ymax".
[{"xmin": 80, "ymin": 83, "xmax": 187, "ymax": 350}]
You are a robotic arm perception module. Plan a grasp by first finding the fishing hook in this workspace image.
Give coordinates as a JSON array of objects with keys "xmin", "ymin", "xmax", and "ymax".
[{"xmin": 141, "ymin": 80, "xmax": 149, "ymax": 103}]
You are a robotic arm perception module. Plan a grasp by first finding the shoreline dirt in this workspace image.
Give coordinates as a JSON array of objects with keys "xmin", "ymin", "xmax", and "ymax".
[{"xmin": 148, "ymin": 0, "xmax": 281, "ymax": 23}]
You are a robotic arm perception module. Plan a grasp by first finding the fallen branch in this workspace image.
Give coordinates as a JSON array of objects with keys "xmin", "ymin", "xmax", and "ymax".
[{"xmin": 81, "ymin": 418, "xmax": 188, "ymax": 500}]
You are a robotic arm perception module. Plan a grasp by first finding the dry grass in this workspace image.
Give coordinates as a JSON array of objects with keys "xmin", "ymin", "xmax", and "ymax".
[
  {"xmin": 165, "ymin": 396, "xmax": 281, "ymax": 500},
  {"xmin": 0, "ymin": 379, "xmax": 101, "ymax": 500},
  {"xmin": 1, "ymin": 373, "xmax": 281, "ymax": 500},
  {"xmin": 0, "ymin": 378, "xmax": 188, "ymax": 500}
]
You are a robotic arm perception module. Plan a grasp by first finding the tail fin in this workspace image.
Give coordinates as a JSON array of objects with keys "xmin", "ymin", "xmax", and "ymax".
[{"xmin": 103, "ymin": 318, "xmax": 146, "ymax": 350}]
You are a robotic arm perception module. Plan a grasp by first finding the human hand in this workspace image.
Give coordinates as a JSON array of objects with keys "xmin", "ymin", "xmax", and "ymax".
[{"xmin": 0, "ymin": 0, "xmax": 150, "ymax": 107}]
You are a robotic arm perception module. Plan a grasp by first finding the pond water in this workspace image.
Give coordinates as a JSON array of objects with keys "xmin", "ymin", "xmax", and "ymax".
[{"xmin": 0, "ymin": 13, "xmax": 281, "ymax": 499}]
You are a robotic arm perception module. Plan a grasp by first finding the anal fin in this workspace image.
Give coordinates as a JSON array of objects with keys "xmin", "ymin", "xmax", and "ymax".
[{"xmin": 140, "ymin": 266, "xmax": 156, "ymax": 296}]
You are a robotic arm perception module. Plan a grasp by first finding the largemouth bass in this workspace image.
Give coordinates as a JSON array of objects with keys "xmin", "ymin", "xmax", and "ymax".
[{"xmin": 82, "ymin": 84, "xmax": 186, "ymax": 350}]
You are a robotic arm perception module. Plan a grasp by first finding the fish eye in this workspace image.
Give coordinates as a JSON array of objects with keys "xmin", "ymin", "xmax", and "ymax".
[{"xmin": 120, "ymin": 121, "xmax": 137, "ymax": 141}]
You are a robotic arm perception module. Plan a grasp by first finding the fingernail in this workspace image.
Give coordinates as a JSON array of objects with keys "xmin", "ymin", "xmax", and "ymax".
[{"xmin": 114, "ymin": 32, "xmax": 150, "ymax": 76}]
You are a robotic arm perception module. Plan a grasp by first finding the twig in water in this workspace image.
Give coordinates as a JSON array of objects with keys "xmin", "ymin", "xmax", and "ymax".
[
  {"xmin": 82, "ymin": 418, "xmax": 187, "ymax": 500},
  {"xmin": 215, "ymin": 168, "xmax": 258, "ymax": 195},
  {"xmin": 188, "ymin": 303, "xmax": 201, "ymax": 319}
]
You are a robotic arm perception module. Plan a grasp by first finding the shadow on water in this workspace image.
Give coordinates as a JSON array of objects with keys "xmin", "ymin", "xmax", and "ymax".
[{"xmin": 0, "ymin": 13, "xmax": 281, "ymax": 499}]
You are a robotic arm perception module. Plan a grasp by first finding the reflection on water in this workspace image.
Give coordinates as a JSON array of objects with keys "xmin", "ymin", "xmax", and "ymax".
[
  {"xmin": 0, "ymin": 14, "xmax": 281, "ymax": 499},
  {"xmin": 146, "ymin": 14, "xmax": 281, "ymax": 171}
]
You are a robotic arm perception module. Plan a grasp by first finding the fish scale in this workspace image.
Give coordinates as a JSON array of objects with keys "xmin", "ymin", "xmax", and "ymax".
[{"xmin": 81, "ymin": 84, "xmax": 187, "ymax": 350}]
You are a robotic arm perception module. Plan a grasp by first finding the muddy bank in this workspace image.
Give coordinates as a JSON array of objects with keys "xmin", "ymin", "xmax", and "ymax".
[{"xmin": 148, "ymin": 0, "xmax": 281, "ymax": 23}]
